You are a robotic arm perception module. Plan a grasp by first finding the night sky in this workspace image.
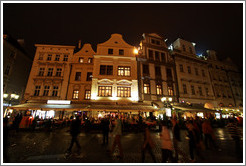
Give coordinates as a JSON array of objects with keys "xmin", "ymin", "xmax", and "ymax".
[{"xmin": 3, "ymin": 3, "xmax": 243, "ymax": 70}]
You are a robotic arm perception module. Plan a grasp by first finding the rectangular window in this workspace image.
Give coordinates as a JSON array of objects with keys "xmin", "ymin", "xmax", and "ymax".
[
  {"xmin": 168, "ymin": 86, "xmax": 174, "ymax": 96},
  {"xmin": 55, "ymin": 54, "xmax": 60, "ymax": 61},
  {"xmin": 156, "ymin": 40, "xmax": 160, "ymax": 45},
  {"xmin": 86, "ymin": 72, "xmax": 92, "ymax": 81},
  {"xmin": 183, "ymin": 84, "xmax": 187, "ymax": 94},
  {"xmin": 88, "ymin": 58, "xmax": 93, "ymax": 63},
  {"xmin": 34, "ymin": 86, "xmax": 41, "ymax": 96},
  {"xmin": 179, "ymin": 64, "xmax": 184, "ymax": 72},
  {"xmin": 189, "ymin": 47, "xmax": 193, "ymax": 54},
  {"xmin": 155, "ymin": 66, "xmax": 161, "ymax": 77},
  {"xmin": 148, "ymin": 50, "xmax": 154, "ymax": 60},
  {"xmin": 73, "ymin": 90, "xmax": 79, "ymax": 99},
  {"xmin": 43, "ymin": 85, "xmax": 50, "ymax": 96},
  {"xmin": 151, "ymin": 39, "xmax": 155, "ymax": 44},
  {"xmin": 63, "ymin": 54, "xmax": 68, "ymax": 61},
  {"xmin": 205, "ymin": 87, "xmax": 209, "ymax": 96},
  {"xmin": 144, "ymin": 83, "xmax": 150, "ymax": 94},
  {"xmin": 108, "ymin": 49, "xmax": 113, "ymax": 54},
  {"xmin": 4, "ymin": 65, "xmax": 11, "ymax": 75},
  {"xmin": 143, "ymin": 64, "xmax": 149, "ymax": 75},
  {"xmin": 202, "ymin": 69, "xmax": 205, "ymax": 77},
  {"xmin": 161, "ymin": 53, "xmax": 165, "ymax": 62},
  {"xmin": 85, "ymin": 90, "xmax": 91, "ymax": 100},
  {"xmin": 187, "ymin": 66, "xmax": 191, "ymax": 74},
  {"xmin": 166, "ymin": 68, "xmax": 173, "ymax": 80},
  {"xmin": 79, "ymin": 57, "xmax": 84, "ymax": 63},
  {"xmin": 198, "ymin": 87, "xmax": 203, "ymax": 96},
  {"xmin": 75, "ymin": 72, "xmax": 81, "ymax": 81},
  {"xmin": 56, "ymin": 68, "xmax": 62, "ymax": 77},
  {"xmin": 117, "ymin": 87, "xmax": 131, "ymax": 97},
  {"xmin": 52, "ymin": 86, "xmax": 58, "ymax": 96},
  {"xmin": 47, "ymin": 54, "xmax": 52, "ymax": 61},
  {"xmin": 119, "ymin": 49, "xmax": 124, "ymax": 55},
  {"xmin": 38, "ymin": 53, "xmax": 44, "ymax": 60},
  {"xmin": 195, "ymin": 68, "xmax": 199, "ymax": 75},
  {"xmin": 47, "ymin": 68, "xmax": 53, "ymax": 76},
  {"xmin": 118, "ymin": 66, "xmax": 131, "ymax": 76},
  {"xmin": 98, "ymin": 86, "xmax": 112, "ymax": 97},
  {"xmin": 191, "ymin": 85, "xmax": 195, "ymax": 95},
  {"xmin": 38, "ymin": 68, "xmax": 45, "ymax": 76},
  {"xmin": 182, "ymin": 45, "xmax": 186, "ymax": 51},
  {"xmin": 100, "ymin": 65, "xmax": 113, "ymax": 75},
  {"xmin": 156, "ymin": 84, "xmax": 162, "ymax": 95},
  {"xmin": 155, "ymin": 51, "xmax": 160, "ymax": 61}
]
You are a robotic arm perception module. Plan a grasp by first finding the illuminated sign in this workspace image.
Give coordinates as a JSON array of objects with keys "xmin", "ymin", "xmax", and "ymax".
[{"xmin": 47, "ymin": 100, "xmax": 71, "ymax": 105}]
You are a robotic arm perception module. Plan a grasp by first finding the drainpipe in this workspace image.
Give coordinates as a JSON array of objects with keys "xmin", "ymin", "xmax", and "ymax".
[
  {"xmin": 172, "ymin": 53, "xmax": 180, "ymax": 103},
  {"xmin": 65, "ymin": 64, "xmax": 73, "ymax": 100}
]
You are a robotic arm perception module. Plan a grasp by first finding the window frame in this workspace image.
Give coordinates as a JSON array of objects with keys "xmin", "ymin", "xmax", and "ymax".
[
  {"xmin": 143, "ymin": 83, "xmax": 150, "ymax": 94},
  {"xmin": 98, "ymin": 86, "xmax": 112, "ymax": 97},
  {"xmin": 117, "ymin": 87, "xmax": 131, "ymax": 97},
  {"xmin": 117, "ymin": 66, "xmax": 131, "ymax": 77}
]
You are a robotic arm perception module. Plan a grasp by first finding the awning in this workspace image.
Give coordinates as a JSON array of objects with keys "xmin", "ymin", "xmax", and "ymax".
[
  {"xmin": 172, "ymin": 103, "xmax": 216, "ymax": 113},
  {"xmin": 7, "ymin": 103, "xmax": 158, "ymax": 112}
]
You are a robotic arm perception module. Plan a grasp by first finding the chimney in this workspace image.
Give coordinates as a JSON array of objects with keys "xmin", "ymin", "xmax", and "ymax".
[{"xmin": 78, "ymin": 40, "xmax": 81, "ymax": 49}]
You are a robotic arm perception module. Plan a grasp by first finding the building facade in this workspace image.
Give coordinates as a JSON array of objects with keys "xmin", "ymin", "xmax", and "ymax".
[
  {"xmin": 3, "ymin": 34, "xmax": 33, "ymax": 114},
  {"xmin": 171, "ymin": 38, "xmax": 215, "ymax": 106},
  {"xmin": 137, "ymin": 33, "xmax": 177, "ymax": 107}
]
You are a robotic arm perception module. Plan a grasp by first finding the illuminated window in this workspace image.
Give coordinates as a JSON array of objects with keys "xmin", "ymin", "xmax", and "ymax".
[
  {"xmin": 156, "ymin": 84, "xmax": 162, "ymax": 95},
  {"xmin": 34, "ymin": 86, "xmax": 41, "ymax": 96},
  {"xmin": 143, "ymin": 64, "xmax": 149, "ymax": 75},
  {"xmin": 63, "ymin": 54, "xmax": 68, "ymax": 61},
  {"xmin": 100, "ymin": 65, "xmax": 113, "ymax": 75},
  {"xmin": 187, "ymin": 66, "xmax": 191, "ymax": 74},
  {"xmin": 168, "ymin": 86, "xmax": 174, "ymax": 96},
  {"xmin": 179, "ymin": 64, "xmax": 184, "ymax": 72},
  {"xmin": 183, "ymin": 84, "xmax": 187, "ymax": 94},
  {"xmin": 52, "ymin": 86, "xmax": 59, "ymax": 96},
  {"xmin": 118, "ymin": 66, "xmax": 130, "ymax": 76},
  {"xmin": 148, "ymin": 50, "xmax": 154, "ymax": 60},
  {"xmin": 73, "ymin": 90, "xmax": 79, "ymax": 99},
  {"xmin": 86, "ymin": 72, "xmax": 92, "ymax": 81},
  {"xmin": 117, "ymin": 87, "xmax": 131, "ymax": 97},
  {"xmin": 144, "ymin": 83, "xmax": 150, "ymax": 94},
  {"xmin": 4, "ymin": 65, "xmax": 11, "ymax": 75},
  {"xmin": 43, "ymin": 86, "xmax": 50, "ymax": 96},
  {"xmin": 56, "ymin": 68, "xmax": 62, "ymax": 77},
  {"xmin": 88, "ymin": 58, "xmax": 93, "ymax": 63},
  {"xmin": 79, "ymin": 57, "xmax": 84, "ymax": 63},
  {"xmin": 47, "ymin": 54, "xmax": 52, "ymax": 61},
  {"xmin": 98, "ymin": 86, "xmax": 112, "ymax": 97},
  {"xmin": 47, "ymin": 68, "xmax": 53, "ymax": 76},
  {"xmin": 198, "ymin": 87, "xmax": 203, "ymax": 96},
  {"xmin": 191, "ymin": 85, "xmax": 195, "ymax": 95},
  {"xmin": 55, "ymin": 54, "xmax": 60, "ymax": 61},
  {"xmin": 75, "ymin": 72, "xmax": 81, "ymax": 81},
  {"xmin": 119, "ymin": 49, "xmax": 124, "ymax": 55},
  {"xmin": 108, "ymin": 49, "xmax": 113, "ymax": 54},
  {"xmin": 38, "ymin": 68, "xmax": 45, "ymax": 76},
  {"xmin": 155, "ymin": 51, "xmax": 160, "ymax": 61},
  {"xmin": 85, "ymin": 90, "xmax": 91, "ymax": 100}
]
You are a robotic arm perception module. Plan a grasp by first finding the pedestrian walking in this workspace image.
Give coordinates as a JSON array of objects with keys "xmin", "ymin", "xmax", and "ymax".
[
  {"xmin": 141, "ymin": 124, "xmax": 156, "ymax": 162},
  {"xmin": 172, "ymin": 118, "xmax": 181, "ymax": 162},
  {"xmin": 101, "ymin": 116, "xmax": 110, "ymax": 145},
  {"xmin": 111, "ymin": 115, "xmax": 123, "ymax": 159},
  {"xmin": 226, "ymin": 118, "xmax": 242, "ymax": 158},
  {"xmin": 13, "ymin": 112, "xmax": 22, "ymax": 132},
  {"xmin": 202, "ymin": 119, "xmax": 216, "ymax": 150},
  {"xmin": 66, "ymin": 116, "xmax": 81, "ymax": 155},
  {"xmin": 160, "ymin": 121, "xmax": 173, "ymax": 163},
  {"xmin": 185, "ymin": 121, "xmax": 196, "ymax": 162}
]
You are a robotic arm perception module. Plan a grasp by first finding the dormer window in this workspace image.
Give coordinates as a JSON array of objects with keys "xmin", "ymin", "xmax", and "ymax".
[
  {"xmin": 79, "ymin": 57, "xmax": 84, "ymax": 63},
  {"xmin": 189, "ymin": 47, "xmax": 193, "ymax": 54},
  {"xmin": 108, "ymin": 49, "xmax": 113, "ymax": 54},
  {"xmin": 119, "ymin": 49, "xmax": 124, "ymax": 55},
  {"xmin": 182, "ymin": 45, "xmax": 186, "ymax": 51}
]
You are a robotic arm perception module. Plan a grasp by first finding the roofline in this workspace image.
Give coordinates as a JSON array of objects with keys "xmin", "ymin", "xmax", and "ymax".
[{"xmin": 35, "ymin": 44, "xmax": 76, "ymax": 48}]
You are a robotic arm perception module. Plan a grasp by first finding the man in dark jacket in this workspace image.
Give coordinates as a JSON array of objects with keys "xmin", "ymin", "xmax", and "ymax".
[{"xmin": 66, "ymin": 116, "xmax": 81, "ymax": 154}]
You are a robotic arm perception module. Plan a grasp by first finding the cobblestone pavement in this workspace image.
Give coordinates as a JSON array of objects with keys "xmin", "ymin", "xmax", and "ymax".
[{"xmin": 4, "ymin": 127, "xmax": 243, "ymax": 163}]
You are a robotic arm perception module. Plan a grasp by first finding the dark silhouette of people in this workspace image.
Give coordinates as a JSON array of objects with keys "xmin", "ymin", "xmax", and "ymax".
[
  {"xmin": 111, "ymin": 115, "xmax": 123, "ymax": 158},
  {"xmin": 13, "ymin": 112, "xmax": 22, "ymax": 132},
  {"xmin": 3, "ymin": 117, "xmax": 9, "ymax": 162},
  {"xmin": 101, "ymin": 116, "xmax": 110, "ymax": 145},
  {"xmin": 66, "ymin": 116, "xmax": 81, "ymax": 154}
]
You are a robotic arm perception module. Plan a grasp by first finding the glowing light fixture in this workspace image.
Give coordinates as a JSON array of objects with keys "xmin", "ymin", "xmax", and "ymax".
[
  {"xmin": 47, "ymin": 100, "xmax": 71, "ymax": 104},
  {"xmin": 168, "ymin": 97, "xmax": 173, "ymax": 102},
  {"xmin": 161, "ymin": 97, "xmax": 167, "ymax": 102},
  {"xmin": 14, "ymin": 95, "xmax": 19, "ymax": 99},
  {"xmin": 134, "ymin": 48, "xmax": 138, "ymax": 54},
  {"xmin": 3, "ymin": 94, "xmax": 8, "ymax": 98},
  {"xmin": 10, "ymin": 94, "xmax": 16, "ymax": 98}
]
